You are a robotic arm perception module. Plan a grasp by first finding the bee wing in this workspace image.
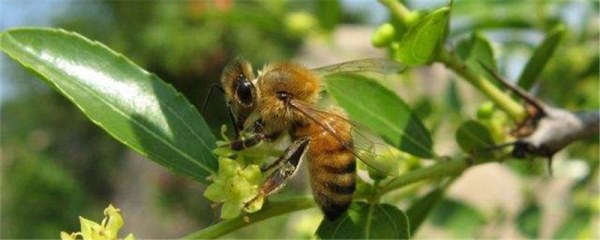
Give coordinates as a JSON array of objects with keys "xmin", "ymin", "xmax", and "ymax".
[
  {"xmin": 311, "ymin": 58, "xmax": 407, "ymax": 77},
  {"xmin": 289, "ymin": 99, "xmax": 400, "ymax": 175}
]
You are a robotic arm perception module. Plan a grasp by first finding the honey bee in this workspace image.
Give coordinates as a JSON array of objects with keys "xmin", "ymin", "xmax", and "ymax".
[{"xmin": 219, "ymin": 58, "xmax": 402, "ymax": 220}]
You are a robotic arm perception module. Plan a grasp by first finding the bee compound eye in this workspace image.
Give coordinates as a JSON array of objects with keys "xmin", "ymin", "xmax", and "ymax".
[{"xmin": 236, "ymin": 79, "xmax": 254, "ymax": 106}]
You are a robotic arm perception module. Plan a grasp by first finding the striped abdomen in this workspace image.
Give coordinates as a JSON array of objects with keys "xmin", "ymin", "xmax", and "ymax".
[{"xmin": 294, "ymin": 117, "xmax": 356, "ymax": 221}]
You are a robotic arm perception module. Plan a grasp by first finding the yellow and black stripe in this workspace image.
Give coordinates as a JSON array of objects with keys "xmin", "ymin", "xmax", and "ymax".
[{"xmin": 308, "ymin": 145, "xmax": 356, "ymax": 221}]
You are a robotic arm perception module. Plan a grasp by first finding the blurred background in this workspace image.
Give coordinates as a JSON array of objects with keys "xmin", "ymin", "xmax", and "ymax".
[{"xmin": 0, "ymin": 0, "xmax": 597, "ymax": 238}]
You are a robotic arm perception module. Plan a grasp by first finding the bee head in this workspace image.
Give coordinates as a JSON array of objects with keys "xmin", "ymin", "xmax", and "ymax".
[{"xmin": 221, "ymin": 59, "xmax": 257, "ymax": 117}]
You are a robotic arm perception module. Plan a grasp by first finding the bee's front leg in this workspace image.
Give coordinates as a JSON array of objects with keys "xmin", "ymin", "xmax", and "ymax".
[
  {"xmin": 229, "ymin": 133, "xmax": 266, "ymax": 151},
  {"xmin": 228, "ymin": 120, "xmax": 276, "ymax": 151}
]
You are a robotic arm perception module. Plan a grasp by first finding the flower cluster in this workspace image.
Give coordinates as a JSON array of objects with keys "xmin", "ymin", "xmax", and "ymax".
[
  {"xmin": 60, "ymin": 205, "xmax": 134, "ymax": 240},
  {"xmin": 204, "ymin": 125, "xmax": 274, "ymax": 219},
  {"xmin": 204, "ymin": 157, "xmax": 263, "ymax": 219}
]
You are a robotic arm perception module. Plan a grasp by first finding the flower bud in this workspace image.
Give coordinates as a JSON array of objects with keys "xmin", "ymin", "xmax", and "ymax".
[
  {"xmin": 372, "ymin": 23, "xmax": 396, "ymax": 48},
  {"xmin": 476, "ymin": 101, "xmax": 495, "ymax": 120}
]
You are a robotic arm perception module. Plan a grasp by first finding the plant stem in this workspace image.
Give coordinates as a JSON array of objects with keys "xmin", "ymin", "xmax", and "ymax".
[
  {"xmin": 182, "ymin": 197, "xmax": 315, "ymax": 239},
  {"xmin": 378, "ymin": 0, "xmax": 416, "ymax": 23},
  {"xmin": 187, "ymin": 156, "xmax": 501, "ymax": 239},
  {"xmin": 386, "ymin": 181, "xmax": 429, "ymax": 203},
  {"xmin": 379, "ymin": 0, "xmax": 527, "ymax": 123},
  {"xmin": 438, "ymin": 49, "xmax": 527, "ymax": 122},
  {"xmin": 380, "ymin": 157, "xmax": 496, "ymax": 194}
]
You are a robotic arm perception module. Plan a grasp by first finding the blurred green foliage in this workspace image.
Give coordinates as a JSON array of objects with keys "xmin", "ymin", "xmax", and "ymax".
[
  {"xmin": 1, "ymin": 64, "xmax": 125, "ymax": 237},
  {"xmin": 436, "ymin": 0, "xmax": 598, "ymax": 238},
  {"xmin": 1, "ymin": 0, "xmax": 353, "ymax": 238},
  {"xmin": 1, "ymin": 0, "xmax": 598, "ymax": 238}
]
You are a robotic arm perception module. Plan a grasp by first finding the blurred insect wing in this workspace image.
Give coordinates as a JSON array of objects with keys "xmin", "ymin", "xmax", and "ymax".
[{"xmin": 311, "ymin": 58, "xmax": 407, "ymax": 77}]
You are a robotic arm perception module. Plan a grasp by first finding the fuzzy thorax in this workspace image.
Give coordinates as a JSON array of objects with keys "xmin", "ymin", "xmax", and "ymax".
[{"xmin": 256, "ymin": 62, "xmax": 321, "ymax": 133}]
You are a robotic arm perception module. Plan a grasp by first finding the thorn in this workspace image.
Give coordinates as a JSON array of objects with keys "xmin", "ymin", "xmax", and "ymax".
[
  {"xmin": 547, "ymin": 156, "xmax": 554, "ymax": 177},
  {"xmin": 476, "ymin": 61, "xmax": 546, "ymax": 116}
]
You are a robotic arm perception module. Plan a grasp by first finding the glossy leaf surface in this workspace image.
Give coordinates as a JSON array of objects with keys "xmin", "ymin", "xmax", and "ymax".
[{"xmin": 0, "ymin": 28, "xmax": 217, "ymax": 184}]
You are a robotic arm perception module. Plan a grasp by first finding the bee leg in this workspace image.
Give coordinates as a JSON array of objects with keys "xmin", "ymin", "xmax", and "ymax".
[
  {"xmin": 260, "ymin": 137, "xmax": 310, "ymax": 195},
  {"xmin": 228, "ymin": 120, "xmax": 267, "ymax": 151},
  {"xmin": 245, "ymin": 138, "xmax": 310, "ymax": 206},
  {"xmin": 259, "ymin": 136, "xmax": 301, "ymax": 172},
  {"xmin": 229, "ymin": 131, "xmax": 281, "ymax": 152}
]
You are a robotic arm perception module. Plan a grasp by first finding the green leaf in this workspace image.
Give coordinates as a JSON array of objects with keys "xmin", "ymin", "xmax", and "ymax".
[
  {"xmin": 455, "ymin": 120, "xmax": 495, "ymax": 159},
  {"xmin": 326, "ymin": 73, "xmax": 434, "ymax": 158},
  {"xmin": 316, "ymin": 0, "xmax": 341, "ymax": 32},
  {"xmin": 406, "ymin": 188, "xmax": 444, "ymax": 235},
  {"xmin": 394, "ymin": 7, "xmax": 450, "ymax": 65},
  {"xmin": 458, "ymin": 32, "xmax": 498, "ymax": 81},
  {"xmin": 516, "ymin": 201, "xmax": 541, "ymax": 238},
  {"xmin": 315, "ymin": 202, "xmax": 410, "ymax": 239},
  {"xmin": 431, "ymin": 199, "xmax": 486, "ymax": 237},
  {"xmin": 517, "ymin": 25, "xmax": 565, "ymax": 90},
  {"xmin": 0, "ymin": 28, "xmax": 217, "ymax": 184}
]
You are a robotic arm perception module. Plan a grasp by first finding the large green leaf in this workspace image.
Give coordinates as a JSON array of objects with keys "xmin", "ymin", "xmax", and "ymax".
[
  {"xmin": 326, "ymin": 73, "xmax": 434, "ymax": 158},
  {"xmin": 315, "ymin": 202, "xmax": 410, "ymax": 239},
  {"xmin": 406, "ymin": 187, "xmax": 444, "ymax": 235},
  {"xmin": 394, "ymin": 7, "xmax": 450, "ymax": 65},
  {"xmin": 455, "ymin": 120, "xmax": 495, "ymax": 160},
  {"xmin": 0, "ymin": 28, "xmax": 217, "ymax": 184},
  {"xmin": 517, "ymin": 25, "xmax": 565, "ymax": 90}
]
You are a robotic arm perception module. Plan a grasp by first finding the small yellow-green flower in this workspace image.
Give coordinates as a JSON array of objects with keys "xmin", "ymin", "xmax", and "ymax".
[
  {"xmin": 60, "ymin": 204, "xmax": 135, "ymax": 240},
  {"xmin": 204, "ymin": 157, "xmax": 263, "ymax": 219}
]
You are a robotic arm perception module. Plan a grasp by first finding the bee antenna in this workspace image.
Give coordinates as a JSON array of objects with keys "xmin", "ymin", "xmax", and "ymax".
[
  {"xmin": 202, "ymin": 83, "xmax": 243, "ymax": 137},
  {"xmin": 201, "ymin": 84, "xmax": 225, "ymax": 116}
]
